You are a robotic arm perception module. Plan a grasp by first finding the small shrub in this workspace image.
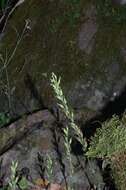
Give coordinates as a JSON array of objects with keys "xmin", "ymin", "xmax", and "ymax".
[
  {"xmin": 86, "ymin": 114, "xmax": 126, "ymax": 190},
  {"xmin": 86, "ymin": 115, "xmax": 126, "ymax": 158}
]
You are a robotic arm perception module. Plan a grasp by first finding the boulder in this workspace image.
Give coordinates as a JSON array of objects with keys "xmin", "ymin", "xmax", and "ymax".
[{"xmin": 0, "ymin": 111, "xmax": 104, "ymax": 189}]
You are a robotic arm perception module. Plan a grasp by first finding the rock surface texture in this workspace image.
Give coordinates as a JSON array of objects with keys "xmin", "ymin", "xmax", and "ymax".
[
  {"xmin": 0, "ymin": 110, "xmax": 105, "ymax": 189},
  {"xmin": 0, "ymin": 0, "xmax": 126, "ymax": 115}
]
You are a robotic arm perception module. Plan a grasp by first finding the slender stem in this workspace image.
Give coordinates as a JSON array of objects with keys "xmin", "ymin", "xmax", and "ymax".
[{"xmin": 0, "ymin": 20, "xmax": 29, "ymax": 75}]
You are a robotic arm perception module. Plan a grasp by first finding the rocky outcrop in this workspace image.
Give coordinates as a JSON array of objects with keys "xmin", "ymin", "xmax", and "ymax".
[
  {"xmin": 0, "ymin": 110, "xmax": 55, "ymax": 155},
  {"xmin": 0, "ymin": 0, "xmax": 125, "ymax": 115},
  {"xmin": 78, "ymin": 5, "xmax": 98, "ymax": 54},
  {"xmin": 0, "ymin": 110, "xmax": 104, "ymax": 189}
]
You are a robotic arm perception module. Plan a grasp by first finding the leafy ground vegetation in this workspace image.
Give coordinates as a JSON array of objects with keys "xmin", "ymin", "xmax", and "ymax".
[{"xmin": 86, "ymin": 115, "xmax": 126, "ymax": 190}]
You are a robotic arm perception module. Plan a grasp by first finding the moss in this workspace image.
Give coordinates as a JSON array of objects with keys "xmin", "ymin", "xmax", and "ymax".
[
  {"xmin": 0, "ymin": 0, "xmax": 126, "ymax": 113},
  {"xmin": 95, "ymin": 0, "xmax": 126, "ymax": 25},
  {"xmin": 0, "ymin": 0, "xmax": 89, "ymax": 93}
]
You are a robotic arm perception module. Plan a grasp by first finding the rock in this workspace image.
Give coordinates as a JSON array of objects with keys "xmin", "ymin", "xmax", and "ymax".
[
  {"xmin": 121, "ymin": 0, "xmax": 126, "ymax": 4},
  {"xmin": 112, "ymin": 0, "xmax": 126, "ymax": 5},
  {"xmin": 78, "ymin": 20, "xmax": 97, "ymax": 54},
  {"xmin": 85, "ymin": 160, "xmax": 105, "ymax": 189},
  {"xmin": 0, "ymin": 110, "xmax": 55, "ymax": 155},
  {"xmin": 48, "ymin": 183, "xmax": 64, "ymax": 190},
  {"xmin": 87, "ymin": 89, "xmax": 106, "ymax": 110},
  {"xmin": 0, "ymin": 0, "xmax": 125, "ymax": 116},
  {"xmin": 0, "ymin": 112, "xmax": 105, "ymax": 189},
  {"xmin": 78, "ymin": 5, "xmax": 98, "ymax": 54}
]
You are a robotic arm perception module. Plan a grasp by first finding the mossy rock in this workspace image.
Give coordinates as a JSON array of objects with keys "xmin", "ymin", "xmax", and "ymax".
[{"xmin": 0, "ymin": 0, "xmax": 126, "ymax": 116}]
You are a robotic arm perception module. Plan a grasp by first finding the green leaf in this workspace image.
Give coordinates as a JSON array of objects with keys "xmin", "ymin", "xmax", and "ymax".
[{"xmin": 18, "ymin": 177, "xmax": 28, "ymax": 190}]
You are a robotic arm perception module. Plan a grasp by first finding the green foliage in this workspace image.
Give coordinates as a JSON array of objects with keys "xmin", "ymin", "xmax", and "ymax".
[
  {"xmin": 0, "ymin": 160, "xmax": 28, "ymax": 190},
  {"xmin": 8, "ymin": 161, "xmax": 19, "ymax": 190},
  {"xmin": 51, "ymin": 73, "xmax": 126, "ymax": 190},
  {"xmin": 86, "ymin": 113, "xmax": 126, "ymax": 189},
  {"xmin": 7, "ymin": 161, "xmax": 29, "ymax": 190},
  {"xmin": 50, "ymin": 73, "xmax": 87, "ymax": 189},
  {"xmin": 63, "ymin": 126, "xmax": 73, "ymax": 176},
  {"xmin": 45, "ymin": 154, "xmax": 53, "ymax": 183},
  {"xmin": 18, "ymin": 177, "xmax": 28, "ymax": 190},
  {"xmin": 86, "ymin": 115, "xmax": 126, "ymax": 159},
  {"xmin": 96, "ymin": 0, "xmax": 126, "ymax": 24},
  {"xmin": 50, "ymin": 73, "xmax": 75, "ymax": 178},
  {"xmin": 50, "ymin": 73, "xmax": 71, "ymax": 121},
  {"xmin": 0, "ymin": 113, "xmax": 10, "ymax": 127},
  {"xmin": 50, "ymin": 73, "xmax": 87, "ymax": 152}
]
